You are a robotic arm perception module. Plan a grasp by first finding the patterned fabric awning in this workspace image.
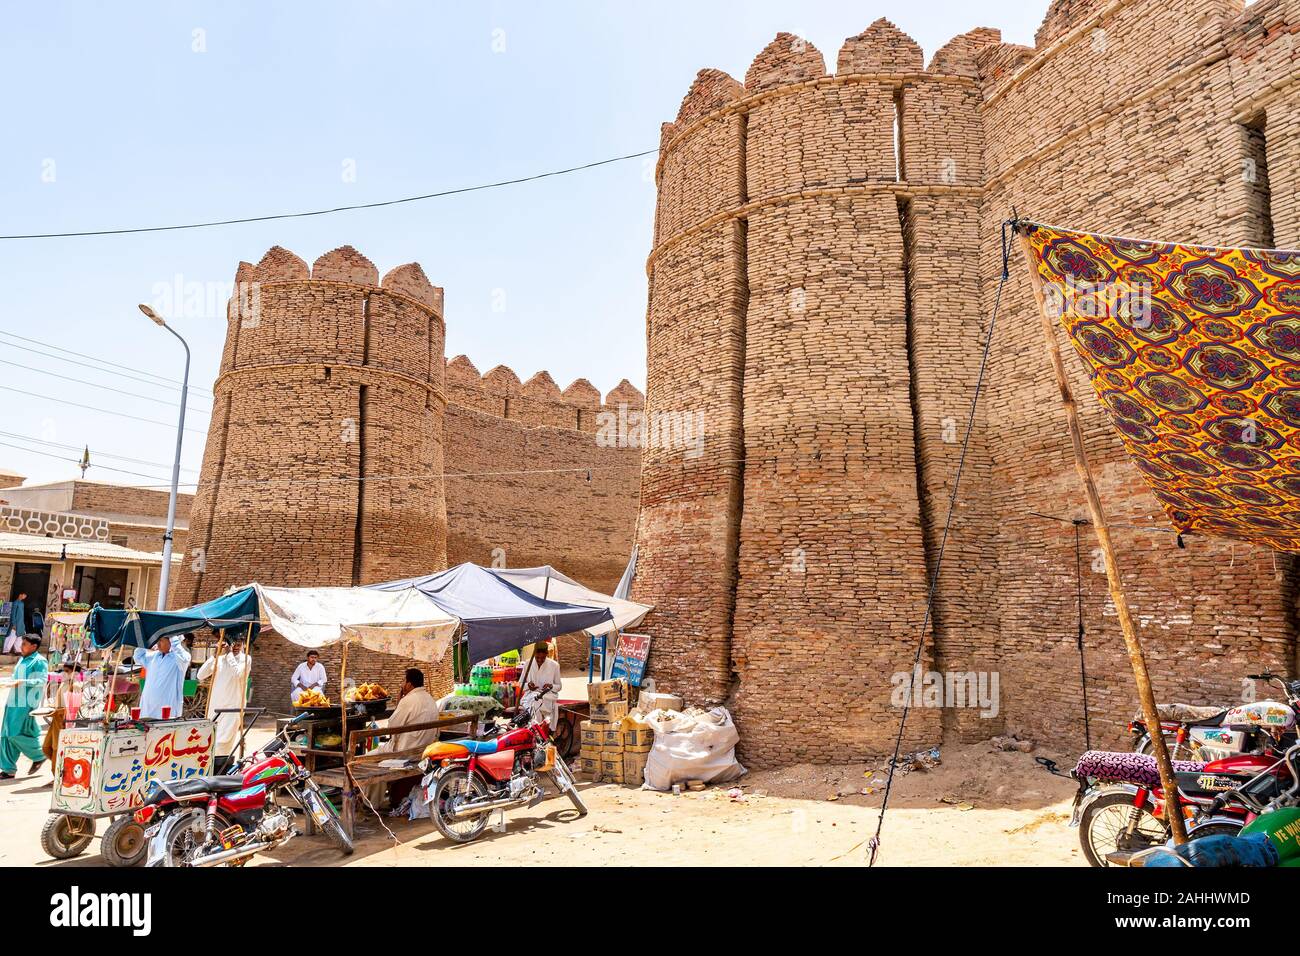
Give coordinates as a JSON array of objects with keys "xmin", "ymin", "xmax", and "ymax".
[{"xmin": 1020, "ymin": 222, "xmax": 1300, "ymax": 552}]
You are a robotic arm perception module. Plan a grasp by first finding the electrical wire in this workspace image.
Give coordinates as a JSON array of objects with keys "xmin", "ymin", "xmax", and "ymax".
[
  {"xmin": 0, "ymin": 330, "xmax": 214, "ymax": 397},
  {"xmin": 0, "ymin": 429, "xmax": 200, "ymax": 474},
  {"xmin": 0, "ymin": 148, "xmax": 659, "ymax": 241},
  {"xmin": 0, "ymin": 358, "xmax": 211, "ymax": 415},
  {"xmin": 0, "ymin": 439, "xmax": 175, "ymax": 483},
  {"xmin": 0, "ymin": 384, "xmax": 207, "ymax": 435}
]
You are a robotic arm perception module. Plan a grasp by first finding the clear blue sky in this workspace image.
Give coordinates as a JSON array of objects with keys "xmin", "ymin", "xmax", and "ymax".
[{"xmin": 0, "ymin": 0, "xmax": 1047, "ymax": 489}]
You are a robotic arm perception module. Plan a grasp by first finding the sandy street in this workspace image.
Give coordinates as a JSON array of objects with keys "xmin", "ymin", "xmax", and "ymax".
[
  {"xmin": 2, "ymin": 666, "xmax": 1087, "ymax": 867},
  {"xmin": 2, "ymin": 732, "xmax": 1085, "ymax": 868}
]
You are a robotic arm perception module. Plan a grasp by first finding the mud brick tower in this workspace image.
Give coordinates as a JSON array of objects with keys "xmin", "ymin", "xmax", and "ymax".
[
  {"xmin": 636, "ymin": 0, "xmax": 1300, "ymax": 766},
  {"xmin": 172, "ymin": 245, "xmax": 449, "ymax": 701}
]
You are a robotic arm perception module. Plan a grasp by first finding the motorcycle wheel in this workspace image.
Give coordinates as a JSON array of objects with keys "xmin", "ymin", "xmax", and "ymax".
[
  {"xmin": 148, "ymin": 808, "xmax": 208, "ymax": 867},
  {"xmin": 550, "ymin": 758, "xmax": 589, "ymax": 817},
  {"xmin": 1187, "ymin": 821, "xmax": 1243, "ymax": 840},
  {"xmin": 431, "ymin": 768, "xmax": 492, "ymax": 844},
  {"xmin": 1080, "ymin": 792, "xmax": 1167, "ymax": 868},
  {"xmin": 301, "ymin": 784, "xmax": 353, "ymax": 856},
  {"xmin": 1135, "ymin": 734, "xmax": 1191, "ymax": 762}
]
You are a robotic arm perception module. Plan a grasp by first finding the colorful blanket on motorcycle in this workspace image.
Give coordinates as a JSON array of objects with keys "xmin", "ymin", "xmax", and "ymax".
[
  {"xmin": 1075, "ymin": 750, "xmax": 1206, "ymax": 789},
  {"xmin": 1019, "ymin": 223, "xmax": 1300, "ymax": 552}
]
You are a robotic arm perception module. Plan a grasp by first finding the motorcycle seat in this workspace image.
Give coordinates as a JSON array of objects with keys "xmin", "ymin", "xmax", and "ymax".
[
  {"xmin": 456, "ymin": 738, "xmax": 501, "ymax": 755},
  {"xmin": 1075, "ymin": 750, "xmax": 1205, "ymax": 789},
  {"xmin": 1143, "ymin": 703, "xmax": 1227, "ymax": 724},
  {"xmin": 154, "ymin": 775, "xmax": 248, "ymax": 799}
]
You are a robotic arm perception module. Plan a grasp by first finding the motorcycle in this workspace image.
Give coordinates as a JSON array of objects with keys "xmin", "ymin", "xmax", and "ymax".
[
  {"xmin": 420, "ymin": 690, "xmax": 587, "ymax": 844},
  {"xmin": 1071, "ymin": 740, "xmax": 1300, "ymax": 867},
  {"xmin": 1128, "ymin": 671, "xmax": 1299, "ymax": 760},
  {"xmin": 141, "ymin": 714, "xmax": 353, "ymax": 866},
  {"xmin": 1129, "ymin": 806, "xmax": 1300, "ymax": 868}
]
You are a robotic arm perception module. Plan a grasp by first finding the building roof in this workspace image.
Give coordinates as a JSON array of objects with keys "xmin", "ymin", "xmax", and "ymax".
[{"xmin": 0, "ymin": 532, "xmax": 180, "ymax": 566}]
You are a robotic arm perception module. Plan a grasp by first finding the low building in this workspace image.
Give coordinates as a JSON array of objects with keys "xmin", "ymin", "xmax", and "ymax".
[{"xmin": 0, "ymin": 473, "xmax": 187, "ymax": 623}]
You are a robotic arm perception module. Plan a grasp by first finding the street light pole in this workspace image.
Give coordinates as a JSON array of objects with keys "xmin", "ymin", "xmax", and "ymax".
[{"xmin": 139, "ymin": 304, "xmax": 190, "ymax": 611}]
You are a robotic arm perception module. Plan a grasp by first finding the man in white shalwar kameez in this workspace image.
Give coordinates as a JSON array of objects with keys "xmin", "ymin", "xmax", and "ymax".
[
  {"xmin": 364, "ymin": 668, "xmax": 442, "ymax": 809},
  {"xmin": 519, "ymin": 642, "xmax": 561, "ymax": 729},
  {"xmin": 133, "ymin": 635, "xmax": 190, "ymax": 720},
  {"xmin": 290, "ymin": 649, "xmax": 326, "ymax": 704},
  {"xmin": 197, "ymin": 635, "xmax": 251, "ymax": 758}
]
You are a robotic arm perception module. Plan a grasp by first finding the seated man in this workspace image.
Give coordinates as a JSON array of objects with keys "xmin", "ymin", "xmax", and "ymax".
[
  {"xmin": 378, "ymin": 670, "xmax": 442, "ymax": 755},
  {"xmin": 364, "ymin": 669, "xmax": 441, "ymax": 810}
]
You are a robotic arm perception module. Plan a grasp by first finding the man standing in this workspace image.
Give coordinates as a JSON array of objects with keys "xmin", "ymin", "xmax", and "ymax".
[
  {"xmin": 1, "ymin": 634, "xmax": 48, "ymax": 778},
  {"xmin": 3, "ymin": 592, "xmax": 27, "ymax": 655},
  {"xmin": 197, "ymin": 634, "xmax": 251, "ymax": 759},
  {"xmin": 290, "ymin": 649, "xmax": 326, "ymax": 704},
  {"xmin": 519, "ymin": 642, "xmax": 561, "ymax": 728},
  {"xmin": 133, "ymin": 634, "xmax": 190, "ymax": 720}
]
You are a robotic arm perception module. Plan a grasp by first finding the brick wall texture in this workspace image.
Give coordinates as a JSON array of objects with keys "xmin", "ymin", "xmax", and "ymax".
[
  {"xmin": 634, "ymin": 0, "xmax": 1300, "ymax": 766},
  {"xmin": 170, "ymin": 245, "xmax": 642, "ymax": 709}
]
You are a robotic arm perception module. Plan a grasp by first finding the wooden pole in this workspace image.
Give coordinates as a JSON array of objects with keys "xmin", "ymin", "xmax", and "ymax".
[
  {"xmin": 339, "ymin": 638, "xmax": 355, "ymax": 835},
  {"xmin": 236, "ymin": 626, "xmax": 251, "ymax": 760},
  {"xmin": 1018, "ymin": 230, "xmax": 1188, "ymax": 844}
]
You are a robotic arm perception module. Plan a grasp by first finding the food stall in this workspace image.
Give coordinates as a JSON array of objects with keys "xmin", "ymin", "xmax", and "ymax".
[
  {"xmin": 47, "ymin": 610, "xmax": 90, "ymax": 664},
  {"xmin": 40, "ymin": 589, "xmax": 261, "ymax": 866}
]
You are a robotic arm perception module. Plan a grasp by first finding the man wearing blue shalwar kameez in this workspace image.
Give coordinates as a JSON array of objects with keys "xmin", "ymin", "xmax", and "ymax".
[
  {"xmin": 133, "ymin": 635, "xmax": 189, "ymax": 720},
  {"xmin": 3, "ymin": 592, "xmax": 27, "ymax": 655},
  {"xmin": 1, "ymin": 634, "xmax": 49, "ymax": 778}
]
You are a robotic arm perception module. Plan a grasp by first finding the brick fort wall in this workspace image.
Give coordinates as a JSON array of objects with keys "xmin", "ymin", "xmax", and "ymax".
[{"xmin": 635, "ymin": 0, "xmax": 1300, "ymax": 766}]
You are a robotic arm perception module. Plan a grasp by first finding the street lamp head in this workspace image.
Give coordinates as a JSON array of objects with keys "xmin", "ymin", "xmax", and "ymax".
[{"xmin": 138, "ymin": 303, "xmax": 166, "ymax": 326}]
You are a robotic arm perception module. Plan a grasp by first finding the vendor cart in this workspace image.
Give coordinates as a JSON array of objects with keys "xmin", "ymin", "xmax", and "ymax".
[
  {"xmin": 44, "ymin": 716, "xmax": 215, "ymax": 866},
  {"xmin": 43, "ymin": 588, "xmax": 264, "ymax": 866}
]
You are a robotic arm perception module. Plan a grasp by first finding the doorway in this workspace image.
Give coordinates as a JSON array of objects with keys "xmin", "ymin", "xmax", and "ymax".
[
  {"xmin": 72, "ymin": 566, "xmax": 129, "ymax": 610},
  {"xmin": 10, "ymin": 563, "xmax": 52, "ymax": 632}
]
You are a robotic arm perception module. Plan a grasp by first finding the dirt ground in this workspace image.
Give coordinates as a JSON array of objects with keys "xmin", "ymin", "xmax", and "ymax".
[
  {"xmin": 0, "ymin": 665, "xmax": 1086, "ymax": 867},
  {"xmin": 2, "ymin": 737, "xmax": 1084, "ymax": 868}
]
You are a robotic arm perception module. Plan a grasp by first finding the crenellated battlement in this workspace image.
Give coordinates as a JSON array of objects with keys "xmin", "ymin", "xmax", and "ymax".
[
  {"xmin": 232, "ymin": 244, "xmax": 444, "ymax": 315},
  {"xmin": 444, "ymin": 354, "xmax": 644, "ymax": 434}
]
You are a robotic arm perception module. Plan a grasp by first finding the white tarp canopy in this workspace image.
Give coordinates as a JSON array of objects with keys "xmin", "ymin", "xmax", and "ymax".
[
  {"xmin": 492, "ymin": 566, "xmax": 652, "ymax": 638},
  {"xmin": 252, "ymin": 584, "xmax": 460, "ymax": 663}
]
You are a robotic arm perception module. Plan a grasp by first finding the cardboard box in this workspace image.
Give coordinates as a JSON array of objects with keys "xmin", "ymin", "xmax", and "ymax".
[
  {"xmin": 599, "ymin": 754, "xmax": 624, "ymax": 781},
  {"xmin": 622, "ymin": 751, "xmax": 648, "ymax": 787},
  {"xmin": 579, "ymin": 720, "xmax": 601, "ymax": 750},
  {"xmin": 579, "ymin": 754, "xmax": 600, "ymax": 777},
  {"xmin": 639, "ymin": 692, "xmax": 683, "ymax": 713},
  {"xmin": 588, "ymin": 678, "xmax": 628, "ymax": 705},
  {"xmin": 599, "ymin": 723, "xmax": 625, "ymax": 749},
  {"xmin": 621, "ymin": 726, "xmax": 654, "ymax": 751},
  {"xmin": 590, "ymin": 699, "xmax": 629, "ymax": 722}
]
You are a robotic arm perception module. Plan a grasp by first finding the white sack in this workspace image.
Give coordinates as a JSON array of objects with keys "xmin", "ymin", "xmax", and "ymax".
[{"xmin": 642, "ymin": 706, "xmax": 747, "ymax": 791}]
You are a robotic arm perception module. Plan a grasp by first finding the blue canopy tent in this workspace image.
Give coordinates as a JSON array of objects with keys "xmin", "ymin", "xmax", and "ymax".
[
  {"xmin": 369, "ymin": 563, "xmax": 613, "ymax": 665},
  {"xmin": 87, "ymin": 587, "xmax": 263, "ymax": 650}
]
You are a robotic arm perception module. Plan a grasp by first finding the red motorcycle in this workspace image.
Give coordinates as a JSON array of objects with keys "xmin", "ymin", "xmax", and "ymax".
[
  {"xmin": 1071, "ymin": 742, "xmax": 1300, "ymax": 867},
  {"xmin": 140, "ymin": 716, "xmax": 352, "ymax": 866},
  {"xmin": 1128, "ymin": 672, "xmax": 1299, "ymax": 760},
  {"xmin": 421, "ymin": 691, "xmax": 587, "ymax": 843}
]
